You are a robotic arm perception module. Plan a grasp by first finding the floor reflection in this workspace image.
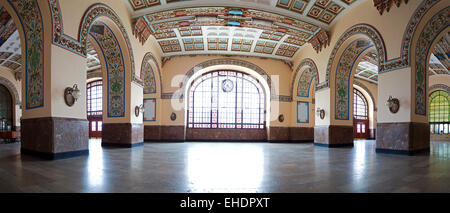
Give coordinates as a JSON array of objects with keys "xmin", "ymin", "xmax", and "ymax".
[
  {"xmin": 86, "ymin": 139, "xmax": 104, "ymax": 189},
  {"xmin": 186, "ymin": 143, "xmax": 264, "ymax": 193},
  {"xmin": 430, "ymin": 141, "xmax": 450, "ymax": 159}
]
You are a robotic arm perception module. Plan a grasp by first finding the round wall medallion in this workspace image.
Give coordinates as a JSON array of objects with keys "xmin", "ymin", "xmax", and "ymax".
[
  {"xmin": 135, "ymin": 106, "xmax": 140, "ymax": 117},
  {"xmin": 222, "ymin": 79, "xmax": 234, "ymax": 93},
  {"xmin": 319, "ymin": 109, "xmax": 325, "ymax": 120},
  {"xmin": 389, "ymin": 98, "xmax": 400, "ymax": 113},
  {"xmin": 278, "ymin": 114, "xmax": 284, "ymax": 122},
  {"xmin": 64, "ymin": 88, "xmax": 75, "ymax": 107},
  {"xmin": 170, "ymin": 112, "xmax": 177, "ymax": 121}
]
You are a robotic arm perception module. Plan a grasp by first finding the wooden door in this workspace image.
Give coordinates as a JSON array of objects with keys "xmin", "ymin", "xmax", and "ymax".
[
  {"xmin": 353, "ymin": 119, "xmax": 369, "ymax": 139},
  {"xmin": 88, "ymin": 116, "xmax": 102, "ymax": 138}
]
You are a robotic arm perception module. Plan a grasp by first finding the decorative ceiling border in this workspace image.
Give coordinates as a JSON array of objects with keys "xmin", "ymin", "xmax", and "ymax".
[{"xmin": 48, "ymin": 1, "xmax": 143, "ymax": 86}]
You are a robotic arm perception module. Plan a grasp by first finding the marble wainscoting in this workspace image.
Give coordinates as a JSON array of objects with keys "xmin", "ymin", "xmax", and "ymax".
[
  {"xmin": 314, "ymin": 125, "xmax": 354, "ymax": 147},
  {"xmin": 102, "ymin": 123, "xmax": 144, "ymax": 147},
  {"xmin": 376, "ymin": 122, "xmax": 430, "ymax": 155},
  {"xmin": 369, "ymin": 128, "xmax": 376, "ymax": 139},
  {"xmin": 268, "ymin": 127, "xmax": 314, "ymax": 143},
  {"xmin": 186, "ymin": 128, "xmax": 267, "ymax": 141},
  {"xmin": 20, "ymin": 117, "xmax": 89, "ymax": 160},
  {"xmin": 144, "ymin": 125, "xmax": 185, "ymax": 142}
]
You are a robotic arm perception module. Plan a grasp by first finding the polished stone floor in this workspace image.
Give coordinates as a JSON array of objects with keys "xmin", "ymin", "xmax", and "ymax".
[{"xmin": 0, "ymin": 139, "xmax": 449, "ymax": 193}]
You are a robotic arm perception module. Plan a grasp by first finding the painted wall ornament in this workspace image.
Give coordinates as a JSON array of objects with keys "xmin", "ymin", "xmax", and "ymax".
[
  {"xmin": 325, "ymin": 24, "xmax": 386, "ymax": 88},
  {"xmin": 290, "ymin": 58, "xmax": 319, "ymax": 99},
  {"xmin": 414, "ymin": 7, "xmax": 449, "ymax": 116},
  {"xmin": 89, "ymin": 22, "xmax": 125, "ymax": 117},
  {"xmin": 335, "ymin": 39, "xmax": 373, "ymax": 120},
  {"xmin": 141, "ymin": 52, "xmax": 161, "ymax": 94},
  {"xmin": 48, "ymin": 1, "xmax": 143, "ymax": 86},
  {"xmin": 7, "ymin": 0, "xmax": 44, "ymax": 109}
]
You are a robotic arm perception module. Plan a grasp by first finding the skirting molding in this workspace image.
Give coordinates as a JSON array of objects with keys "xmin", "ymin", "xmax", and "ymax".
[{"xmin": 20, "ymin": 117, "xmax": 89, "ymax": 159}]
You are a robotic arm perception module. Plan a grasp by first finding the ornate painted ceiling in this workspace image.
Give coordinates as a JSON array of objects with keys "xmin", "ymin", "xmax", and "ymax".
[{"xmin": 128, "ymin": 0, "xmax": 362, "ymax": 61}]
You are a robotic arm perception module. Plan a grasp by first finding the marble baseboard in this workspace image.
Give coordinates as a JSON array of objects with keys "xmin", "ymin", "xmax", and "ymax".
[
  {"xmin": 314, "ymin": 125, "xmax": 354, "ymax": 147},
  {"xmin": 102, "ymin": 123, "xmax": 144, "ymax": 147},
  {"xmin": 376, "ymin": 122, "xmax": 429, "ymax": 155},
  {"xmin": 144, "ymin": 125, "xmax": 162, "ymax": 141},
  {"xmin": 269, "ymin": 127, "xmax": 314, "ymax": 142},
  {"xmin": 187, "ymin": 128, "xmax": 267, "ymax": 141},
  {"xmin": 21, "ymin": 117, "xmax": 89, "ymax": 159},
  {"xmin": 161, "ymin": 125, "xmax": 185, "ymax": 142}
]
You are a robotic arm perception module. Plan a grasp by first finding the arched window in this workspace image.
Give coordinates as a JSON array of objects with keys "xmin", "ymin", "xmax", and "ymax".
[
  {"xmin": 188, "ymin": 70, "xmax": 265, "ymax": 129},
  {"xmin": 87, "ymin": 80, "xmax": 102, "ymax": 116},
  {"xmin": 353, "ymin": 88, "xmax": 368, "ymax": 120},
  {"xmin": 429, "ymin": 90, "xmax": 449, "ymax": 134}
]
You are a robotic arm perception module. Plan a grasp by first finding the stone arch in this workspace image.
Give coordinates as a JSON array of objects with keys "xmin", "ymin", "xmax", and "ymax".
[
  {"xmin": 324, "ymin": 24, "xmax": 386, "ymax": 89},
  {"xmin": 177, "ymin": 58, "xmax": 276, "ymax": 100},
  {"xmin": 0, "ymin": 76, "xmax": 20, "ymax": 106},
  {"xmin": 412, "ymin": 7, "xmax": 449, "ymax": 116},
  {"xmin": 3, "ymin": 0, "xmax": 45, "ymax": 109},
  {"xmin": 334, "ymin": 39, "xmax": 375, "ymax": 120},
  {"xmin": 140, "ymin": 52, "xmax": 162, "ymax": 94},
  {"xmin": 384, "ymin": 0, "xmax": 442, "ymax": 71},
  {"xmin": 48, "ymin": 1, "xmax": 142, "ymax": 85},
  {"xmin": 290, "ymin": 58, "xmax": 319, "ymax": 98}
]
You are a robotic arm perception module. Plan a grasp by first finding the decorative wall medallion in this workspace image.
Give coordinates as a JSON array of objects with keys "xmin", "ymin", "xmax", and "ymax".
[
  {"xmin": 89, "ymin": 22, "xmax": 125, "ymax": 117},
  {"xmin": 222, "ymin": 79, "xmax": 234, "ymax": 92},
  {"xmin": 319, "ymin": 109, "xmax": 325, "ymax": 119},
  {"xmin": 170, "ymin": 112, "xmax": 177, "ymax": 121},
  {"xmin": 386, "ymin": 96, "xmax": 400, "ymax": 114},
  {"xmin": 8, "ymin": 0, "xmax": 44, "ymax": 109},
  {"xmin": 64, "ymin": 87, "xmax": 75, "ymax": 107},
  {"xmin": 135, "ymin": 106, "xmax": 140, "ymax": 117},
  {"xmin": 278, "ymin": 114, "xmax": 285, "ymax": 122}
]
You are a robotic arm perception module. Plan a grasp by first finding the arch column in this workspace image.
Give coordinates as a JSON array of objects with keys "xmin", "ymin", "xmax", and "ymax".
[
  {"xmin": 0, "ymin": 0, "xmax": 90, "ymax": 160},
  {"xmin": 376, "ymin": 4, "xmax": 449, "ymax": 155}
]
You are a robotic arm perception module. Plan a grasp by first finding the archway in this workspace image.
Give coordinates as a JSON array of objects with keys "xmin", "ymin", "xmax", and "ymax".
[{"xmin": 0, "ymin": 84, "xmax": 13, "ymax": 132}]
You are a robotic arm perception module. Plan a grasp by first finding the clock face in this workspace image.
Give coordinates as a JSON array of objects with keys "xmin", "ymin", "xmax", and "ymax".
[{"xmin": 222, "ymin": 79, "xmax": 234, "ymax": 93}]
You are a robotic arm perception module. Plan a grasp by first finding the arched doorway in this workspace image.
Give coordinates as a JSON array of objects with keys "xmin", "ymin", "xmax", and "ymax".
[
  {"xmin": 353, "ymin": 88, "xmax": 369, "ymax": 139},
  {"xmin": 87, "ymin": 80, "xmax": 102, "ymax": 138},
  {"xmin": 186, "ymin": 70, "xmax": 267, "ymax": 141},
  {"xmin": 0, "ymin": 84, "xmax": 12, "ymax": 132}
]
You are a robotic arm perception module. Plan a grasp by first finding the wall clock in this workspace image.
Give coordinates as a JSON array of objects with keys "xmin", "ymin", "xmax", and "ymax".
[{"xmin": 222, "ymin": 79, "xmax": 234, "ymax": 93}]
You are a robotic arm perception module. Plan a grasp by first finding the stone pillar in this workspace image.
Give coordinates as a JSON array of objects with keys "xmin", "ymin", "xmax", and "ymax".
[
  {"xmin": 313, "ymin": 88, "xmax": 354, "ymax": 147},
  {"xmin": 376, "ymin": 67, "xmax": 429, "ymax": 155}
]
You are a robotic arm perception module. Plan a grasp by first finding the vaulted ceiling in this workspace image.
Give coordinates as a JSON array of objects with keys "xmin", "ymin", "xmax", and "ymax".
[
  {"xmin": 429, "ymin": 32, "xmax": 450, "ymax": 76},
  {"xmin": 0, "ymin": 6, "xmax": 21, "ymax": 75},
  {"xmin": 128, "ymin": 0, "xmax": 362, "ymax": 61}
]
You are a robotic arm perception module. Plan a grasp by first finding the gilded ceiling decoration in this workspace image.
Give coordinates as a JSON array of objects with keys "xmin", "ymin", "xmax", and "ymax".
[
  {"xmin": 429, "ymin": 32, "xmax": 450, "ymax": 76},
  {"xmin": 373, "ymin": 0, "xmax": 408, "ymax": 15},
  {"xmin": 129, "ymin": 0, "xmax": 363, "ymax": 61}
]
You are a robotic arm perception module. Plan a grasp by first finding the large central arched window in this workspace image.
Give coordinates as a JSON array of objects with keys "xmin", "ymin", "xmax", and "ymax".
[
  {"xmin": 429, "ymin": 90, "xmax": 449, "ymax": 134},
  {"xmin": 188, "ymin": 70, "xmax": 265, "ymax": 129}
]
